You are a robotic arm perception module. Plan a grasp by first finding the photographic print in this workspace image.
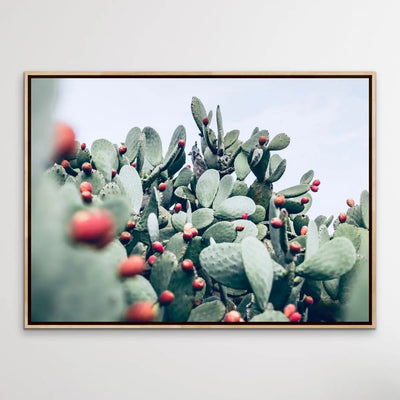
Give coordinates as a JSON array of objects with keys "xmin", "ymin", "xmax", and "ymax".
[{"xmin": 25, "ymin": 72, "xmax": 375, "ymax": 328}]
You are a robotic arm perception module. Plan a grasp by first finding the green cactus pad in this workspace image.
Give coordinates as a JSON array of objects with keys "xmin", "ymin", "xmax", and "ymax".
[
  {"xmin": 231, "ymin": 180, "xmax": 248, "ymax": 197},
  {"xmin": 45, "ymin": 165, "xmax": 68, "ymax": 186},
  {"xmin": 318, "ymin": 224, "xmax": 330, "ymax": 246},
  {"xmin": 257, "ymin": 223, "xmax": 268, "ymax": 240},
  {"xmin": 360, "ymin": 190, "xmax": 369, "ymax": 229},
  {"xmin": 234, "ymin": 151, "xmax": 251, "ymax": 180},
  {"xmin": 199, "ymin": 242, "xmax": 250, "ymax": 289},
  {"xmin": 296, "ymin": 237, "xmax": 356, "ymax": 280},
  {"xmin": 265, "ymin": 158, "xmax": 286, "ymax": 183},
  {"xmin": 187, "ymin": 300, "xmax": 225, "ymax": 322},
  {"xmin": 300, "ymin": 170, "xmax": 314, "ymax": 184},
  {"xmin": 233, "ymin": 219, "xmax": 258, "ymax": 243},
  {"xmin": 149, "ymin": 250, "xmax": 178, "ymax": 295},
  {"xmin": 192, "ymin": 208, "xmax": 214, "ymax": 230},
  {"xmin": 282, "ymin": 200, "xmax": 304, "ymax": 215},
  {"xmin": 248, "ymin": 181, "xmax": 272, "ymax": 209},
  {"xmin": 323, "ymin": 279, "xmax": 340, "ymax": 300},
  {"xmin": 202, "ymin": 222, "xmax": 237, "ymax": 246},
  {"xmin": 241, "ymin": 237, "xmax": 274, "ymax": 310},
  {"xmin": 293, "ymin": 214, "xmax": 310, "ymax": 236},
  {"xmin": 123, "ymin": 274, "xmax": 158, "ymax": 305},
  {"xmin": 333, "ymin": 223, "xmax": 361, "ymax": 251},
  {"xmin": 165, "ymin": 125, "xmax": 186, "ymax": 162},
  {"xmin": 174, "ymin": 167, "xmax": 193, "ymax": 188},
  {"xmin": 242, "ymin": 129, "xmax": 269, "ymax": 154},
  {"xmin": 124, "ymin": 127, "xmax": 142, "ymax": 162},
  {"xmin": 117, "ymin": 165, "xmax": 143, "ymax": 214},
  {"xmin": 250, "ymin": 310, "xmax": 289, "ymax": 322},
  {"xmin": 196, "ymin": 169, "xmax": 220, "ymax": 208},
  {"xmin": 191, "ymin": 97, "xmax": 208, "ymax": 131},
  {"xmin": 142, "ymin": 126, "xmax": 163, "ymax": 166},
  {"xmin": 279, "ymin": 184, "xmax": 310, "ymax": 198},
  {"xmin": 268, "ymin": 197, "xmax": 284, "ymax": 262},
  {"xmin": 184, "ymin": 236, "xmax": 203, "ymax": 267},
  {"xmin": 147, "ymin": 213, "xmax": 159, "ymax": 243},
  {"xmin": 214, "ymin": 196, "xmax": 256, "ymax": 220},
  {"xmin": 99, "ymin": 182, "xmax": 122, "ymax": 201},
  {"xmin": 305, "ymin": 220, "xmax": 319, "ymax": 260},
  {"xmin": 174, "ymin": 186, "xmax": 196, "ymax": 203},
  {"xmin": 171, "ymin": 211, "xmax": 186, "ymax": 232},
  {"xmin": 267, "ymin": 133, "xmax": 290, "ymax": 151},
  {"xmin": 167, "ymin": 268, "xmax": 195, "ymax": 322},
  {"xmin": 76, "ymin": 148, "xmax": 91, "ymax": 168},
  {"xmin": 224, "ymin": 129, "xmax": 240, "ymax": 148},
  {"xmin": 346, "ymin": 205, "xmax": 364, "ymax": 228},
  {"xmin": 213, "ymin": 175, "xmax": 234, "ymax": 209},
  {"xmin": 249, "ymin": 205, "xmax": 266, "ymax": 223},
  {"xmin": 251, "ymin": 148, "xmax": 270, "ymax": 182},
  {"xmin": 136, "ymin": 188, "xmax": 159, "ymax": 231},
  {"xmin": 165, "ymin": 233, "xmax": 187, "ymax": 260},
  {"xmin": 203, "ymin": 147, "xmax": 219, "ymax": 169},
  {"xmin": 91, "ymin": 139, "xmax": 119, "ymax": 182}
]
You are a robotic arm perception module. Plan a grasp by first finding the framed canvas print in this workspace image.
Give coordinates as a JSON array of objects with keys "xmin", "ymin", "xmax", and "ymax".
[{"xmin": 24, "ymin": 72, "xmax": 375, "ymax": 328}]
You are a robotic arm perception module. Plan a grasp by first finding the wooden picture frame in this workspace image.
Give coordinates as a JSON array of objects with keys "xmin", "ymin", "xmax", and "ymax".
[{"xmin": 25, "ymin": 72, "xmax": 375, "ymax": 328}]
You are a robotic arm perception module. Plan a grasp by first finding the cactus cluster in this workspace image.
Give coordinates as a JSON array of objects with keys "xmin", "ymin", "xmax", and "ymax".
[{"xmin": 31, "ymin": 97, "xmax": 370, "ymax": 324}]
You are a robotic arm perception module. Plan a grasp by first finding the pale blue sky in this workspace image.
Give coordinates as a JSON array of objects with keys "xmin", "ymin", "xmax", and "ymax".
[{"xmin": 52, "ymin": 77, "xmax": 369, "ymax": 220}]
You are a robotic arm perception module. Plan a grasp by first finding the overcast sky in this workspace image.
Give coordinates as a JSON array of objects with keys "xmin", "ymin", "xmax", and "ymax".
[{"xmin": 51, "ymin": 77, "xmax": 369, "ymax": 221}]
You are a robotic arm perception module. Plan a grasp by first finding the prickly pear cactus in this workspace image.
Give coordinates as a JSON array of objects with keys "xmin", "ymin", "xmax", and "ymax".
[{"xmin": 31, "ymin": 97, "xmax": 370, "ymax": 325}]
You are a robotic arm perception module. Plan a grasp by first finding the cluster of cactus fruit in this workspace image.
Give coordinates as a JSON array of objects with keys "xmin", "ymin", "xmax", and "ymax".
[{"xmin": 31, "ymin": 97, "xmax": 370, "ymax": 323}]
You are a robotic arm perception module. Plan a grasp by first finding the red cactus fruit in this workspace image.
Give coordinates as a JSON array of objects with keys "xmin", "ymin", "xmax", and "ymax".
[
  {"xmin": 300, "ymin": 226, "xmax": 308, "ymax": 235},
  {"xmin": 271, "ymin": 218, "xmax": 283, "ymax": 228},
  {"xmin": 274, "ymin": 195, "xmax": 285, "ymax": 207},
  {"xmin": 152, "ymin": 241, "xmax": 164, "ymax": 253},
  {"xmin": 131, "ymin": 162, "xmax": 136, "ymax": 168},
  {"xmin": 312, "ymin": 179, "xmax": 320, "ymax": 186},
  {"xmin": 289, "ymin": 312, "xmax": 302, "ymax": 322},
  {"xmin": 339, "ymin": 213, "xmax": 347, "ymax": 223},
  {"xmin": 223, "ymin": 311, "xmax": 242, "ymax": 322},
  {"xmin": 53, "ymin": 123, "xmax": 76, "ymax": 158},
  {"xmin": 346, "ymin": 199, "xmax": 355, "ymax": 207},
  {"xmin": 301, "ymin": 198, "xmax": 309, "ymax": 205},
  {"xmin": 81, "ymin": 190, "xmax": 92, "ymax": 203},
  {"xmin": 70, "ymin": 209, "xmax": 116, "ymax": 249},
  {"xmin": 118, "ymin": 255, "xmax": 145, "ymax": 277},
  {"xmin": 158, "ymin": 182, "xmax": 167, "ymax": 192},
  {"xmin": 61, "ymin": 160, "xmax": 70, "ymax": 169},
  {"xmin": 181, "ymin": 259, "xmax": 194, "ymax": 273},
  {"xmin": 186, "ymin": 165, "xmax": 191, "ymax": 169},
  {"xmin": 193, "ymin": 278, "xmax": 205, "ymax": 291},
  {"xmin": 236, "ymin": 225, "xmax": 245, "ymax": 232},
  {"xmin": 202, "ymin": 117, "xmax": 209, "ymax": 126},
  {"xmin": 258, "ymin": 136, "xmax": 267, "ymax": 145},
  {"xmin": 242, "ymin": 213, "xmax": 248, "ymax": 220},
  {"xmin": 119, "ymin": 145, "xmax": 127, "ymax": 155},
  {"xmin": 193, "ymin": 299, "xmax": 202, "ymax": 307},
  {"xmin": 111, "ymin": 169, "xmax": 117, "ymax": 178},
  {"xmin": 82, "ymin": 162, "xmax": 92, "ymax": 175},
  {"xmin": 290, "ymin": 241, "xmax": 301, "ymax": 254},
  {"xmin": 304, "ymin": 296, "xmax": 314, "ymax": 306},
  {"xmin": 80, "ymin": 181, "xmax": 92, "ymax": 193},
  {"xmin": 125, "ymin": 301, "xmax": 156, "ymax": 322},
  {"xmin": 178, "ymin": 140, "xmax": 185, "ymax": 148},
  {"xmin": 190, "ymin": 228, "xmax": 198, "ymax": 238},
  {"xmin": 148, "ymin": 255, "xmax": 157, "ymax": 265},
  {"xmin": 183, "ymin": 231, "xmax": 193, "ymax": 242},
  {"xmin": 183, "ymin": 223, "xmax": 193, "ymax": 233},
  {"xmin": 159, "ymin": 290, "xmax": 175, "ymax": 306},
  {"xmin": 126, "ymin": 220, "xmax": 136, "ymax": 230},
  {"xmin": 80, "ymin": 143, "xmax": 86, "ymax": 150},
  {"xmin": 284, "ymin": 304, "xmax": 296, "ymax": 317},
  {"xmin": 310, "ymin": 185, "xmax": 319, "ymax": 192},
  {"xmin": 174, "ymin": 203, "xmax": 182, "ymax": 213},
  {"xmin": 119, "ymin": 231, "xmax": 131, "ymax": 244}
]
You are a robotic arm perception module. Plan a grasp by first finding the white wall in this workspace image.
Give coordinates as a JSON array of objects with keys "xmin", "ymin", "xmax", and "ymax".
[{"xmin": 0, "ymin": 1, "xmax": 398, "ymax": 399}]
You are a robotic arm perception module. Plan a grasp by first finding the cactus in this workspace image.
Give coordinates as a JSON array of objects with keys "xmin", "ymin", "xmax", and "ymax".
[{"xmin": 31, "ymin": 97, "xmax": 370, "ymax": 325}]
